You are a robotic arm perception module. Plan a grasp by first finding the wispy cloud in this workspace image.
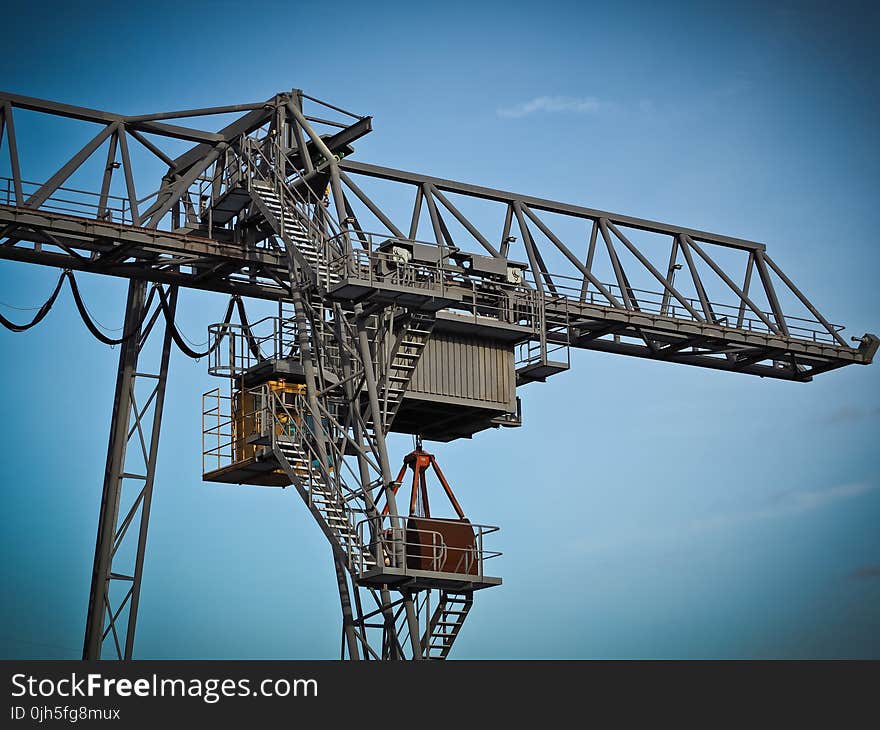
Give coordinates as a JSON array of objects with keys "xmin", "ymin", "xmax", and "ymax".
[
  {"xmin": 572, "ymin": 481, "xmax": 880, "ymax": 556},
  {"xmin": 823, "ymin": 405, "xmax": 880, "ymax": 425},
  {"xmin": 498, "ymin": 79, "xmax": 750, "ymax": 120},
  {"xmin": 682, "ymin": 482, "xmax": 879, "ymax": 536},
  {"xmin": 850, "ymin": 565, "xmax": 880, "ymax": 580},
  {"xmin": 768, "ymin": 482, "xmax": 879, "ymax": 512},
  {"xmin": 497, "ymin": 95, "xmax": 612, "ymax": 119}
]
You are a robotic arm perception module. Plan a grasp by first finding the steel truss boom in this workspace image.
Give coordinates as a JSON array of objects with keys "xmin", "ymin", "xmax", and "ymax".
[
  {"xmin": 0, "ymin": 92, "xmax": 874, "ymax": 381},
  {"xmin": 334, "ymin": 160, "xmax": 876, "ymax": 380}
]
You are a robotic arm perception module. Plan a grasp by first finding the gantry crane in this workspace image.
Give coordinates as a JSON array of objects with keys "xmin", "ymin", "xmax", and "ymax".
[{"xmin": 0, "ymin": 89, "xmax": 875, "ymax": 660}]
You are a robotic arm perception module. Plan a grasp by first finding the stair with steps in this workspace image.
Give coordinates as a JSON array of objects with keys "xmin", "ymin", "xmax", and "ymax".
[
  {"xmin": 366, "ymin": 311, "xmax": 435, "ymax": 432},
  {"xmin": 421, "ymin": 592, "xmax": 473, "ymax": 659},
  {"xmin": 251, "ymin": 180, "xmax": 339, "ymax": 286},
  {"xmin": 273, "ymin": 437, "xmax": 376, "ymax": 572}
]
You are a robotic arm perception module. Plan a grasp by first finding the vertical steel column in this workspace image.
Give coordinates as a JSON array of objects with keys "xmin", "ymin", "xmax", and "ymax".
[
  {"xmin": 354, "ymin": 307, "xmax": 403, "ymax": 542},
  {"xmin": 329, "ymin": 309, "xmax": 365, "ymax": 661},
  {"xmin": 82, "ymin": 281, "xmax": 174, "ymax": 660},
  {"xmin": 123, "ymin": 288, "xmax": 176, "ymax": 658},
  {"xmin": 333, "ymin": 557, "xmax": 360, "ymax": 660},
  {"xmin": 83, "ymin": 280, "xmax": 145, "ymax": 659},
  {"xmin": 331, "ymin": 307, "xmax": 402, "ymax": 660},
  {"xmin": 353, "ymin": 304, "xmax": 408, "ymax": 659},
  {"xmin": 404, "ymin": 591, "xmax": 423, "ymax": 660},
  {"xmin": 290, "ymin": 291, "xmax": 362, "ymax": 658}
]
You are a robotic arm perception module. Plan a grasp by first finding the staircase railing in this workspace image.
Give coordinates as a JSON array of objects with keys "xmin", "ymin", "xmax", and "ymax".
[
  {"xmin": 421, "ymin": 593, "xmax": 472, "ymax": 659},
  {"xmin": 259, "ymin": 386, "xmax": 337, "ymax": 501},
  {"xmin": 239, "ymin": 136, "xmax": 342, "ymax": 284},
  {"xmin": 256, "ymin": 384, "xmax": 385, "ymax": 571}
]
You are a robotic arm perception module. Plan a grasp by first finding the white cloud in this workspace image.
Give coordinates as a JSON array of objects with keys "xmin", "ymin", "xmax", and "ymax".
[
  {"xmin": 681, "ymin": 482, "xmax": 879, "ymax": 537},
  {"xmin": 497, "ymin": 95, "xmax": 612, "ymax": 118},
  {"xmin": 571, "ymin": 481, "xmax": 879, "ymax": 556},
  {"xmin": 769, "ymin": 482, "xmax": 878, "ymax": 512}
]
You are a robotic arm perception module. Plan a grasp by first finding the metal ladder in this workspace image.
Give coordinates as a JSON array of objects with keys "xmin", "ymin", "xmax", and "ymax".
[
  {"xmin": 421, "ymin": 592, "xmax": 473, "ymax": 659},
  {"xmin": 273, "ymin": 437, "xmax": 376, "ymax": 572},
  {"xmin": 251, "ymin": 180, "xmax": 338, "ymax": 286},
  {"xmin": 368, "ymin": 311, "xmax": 435, "ymax": 432}
]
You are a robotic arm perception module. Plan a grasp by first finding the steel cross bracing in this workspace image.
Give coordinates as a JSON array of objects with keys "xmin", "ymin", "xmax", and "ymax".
[
  {"xmin": 0, "ymin": 91, "xmax": 875, "ymax": 378},
  {"xmin": 83, "ymin": 280, "xmax": 176, "ymax": 660},
  {"xmin": 0, "ymin": 89, "xmax": 875, "ymax": 661}
]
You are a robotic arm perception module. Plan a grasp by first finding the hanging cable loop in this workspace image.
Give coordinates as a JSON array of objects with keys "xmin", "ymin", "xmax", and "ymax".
[
  {"xmin": 155, "ymin": 285, "xmax": 237, "ymax": 359},
  {"xmin": 68, "ymin": 273, "xmax": 158, "ymax": 345},
  {"xmin": 0, "ymin": 268, "xmax": 263, "ymax": 362},
  {"xmin": 0, "ymin": 270, "xmax": 67, "ymax": 332}
]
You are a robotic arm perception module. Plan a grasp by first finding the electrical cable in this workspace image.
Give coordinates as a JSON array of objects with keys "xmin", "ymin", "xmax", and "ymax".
[
  {"xmin": 233, "ymin": 295, "xmax": 266, "ymax": 361},
  {"xmin": 155, "ymin": 285, "xmax": 236, "ymax": 359},
  {"xmin": 68, "ymin": 272, "xmax": 158, "ymax": 346},
  {"xmin": 0, "ymin": 300, "xmax": 43, "ymax": 311},
  {"xmin": 0, "ymin": 271, "xmax": 67, "ymax": 332},
  {"xmin": 1, "ymin": 267, "xmax": 265, "ymax": 363}
]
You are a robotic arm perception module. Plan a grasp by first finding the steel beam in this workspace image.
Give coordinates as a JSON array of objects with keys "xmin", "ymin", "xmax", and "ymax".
[
  {"xmin": 340, "ymin": 160, "xmax": 767, "ymax": 252},
  {"xmin": 83, "ymin": 281, "xmax": 174, "ymax": 659}
]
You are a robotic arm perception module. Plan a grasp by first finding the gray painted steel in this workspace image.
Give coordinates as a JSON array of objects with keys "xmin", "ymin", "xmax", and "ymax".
[{"xmin": 407, "ymin": 333, "xmax": 515, "ymax": 410}]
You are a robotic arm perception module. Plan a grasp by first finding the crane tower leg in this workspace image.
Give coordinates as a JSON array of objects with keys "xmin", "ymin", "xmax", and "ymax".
[{"xmin": 82, "ymin": 281, "xmax": 176, "ymax": 659}]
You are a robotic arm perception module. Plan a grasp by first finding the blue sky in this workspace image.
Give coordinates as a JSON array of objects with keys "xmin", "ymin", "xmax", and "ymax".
[{"xmin": 0, "ymin": 0, "xmax": 878, "ymax": 658}]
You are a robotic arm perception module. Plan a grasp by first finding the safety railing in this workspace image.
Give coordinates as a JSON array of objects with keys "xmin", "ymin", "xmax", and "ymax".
[
  {"xmin": 206, "ymin": 313, "xmax": 347, "ymax": 379},
  {"xmin": 516, "ymin": 336, "xmax": 571, "ymax": 371},
  {"xmin": 256, "ymin": 383, "xmax": 363, "ymax": 516},
  {"xmin": 202, "ymin": 387, "xmax": 237, "ymax": 475},
  {"xmin": 263, "ymin": 386, "xmax": 332, "ymax": 504},
  {"xmin": 329, "ymin": 245, "xmax": 449, "ymax": 297},
  {"xmin": 524, "ymin": 268, "xmax": 845, "ymax": 345},
  {"xmin": 453, "ymin": 279, "xmax": 542, "ymax": 330},
  {"xmin": 226, "ymin": 133, "xmax": 341, "ymax": 265},
  {"xmin": 202, "ymin": 381, "xmax": 309, "ymax": 474},
  {"xmin": 515, "ymin": 293, "xmax": 571, "ymax": 371},
  {"xmin": 329, "ymin": 234, "xmax": 547, "ymax": 329},
  {"xmin": 0, "ymin": 176, "xmax": 135, "ymax": 224},
  {"xmin": 207, "ymin": 315, "xmax": 299, "ymax": 377},
  {"xmin": 4, "ymin": 161, "xmax": 843, "ymax": 347},
  {"xmin": 354, "ymin": 515, "xmax": 501, "ymax": 579},
  {"xmin": 201, "ymin": 381, "xmax": 334, "ymax": 495}
]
